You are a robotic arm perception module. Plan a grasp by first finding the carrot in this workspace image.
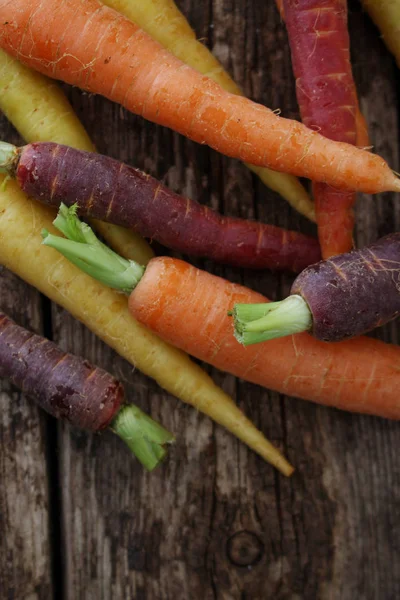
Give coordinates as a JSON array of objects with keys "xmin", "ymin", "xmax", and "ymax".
[
  {"xmin": 0, "ymin": 311, "xmax": 174, "ymax": 470},
  {"xmin": 0, "ymin": 140, "xmax": 321, "ymax": 272},
  {"xmin": 0, "ymin": 50, "xmax": 291, "ymax": 472},
  {"xmin": 0, "ymin": 48, "xmax": 153, "ymax": 266},
  {"xmin": 232, "ymin": 233, "xmax": 400, "ymax": 344},
  {"xmin": 361, "ymin": 0, "xmax": 400, "ymax": 68},
  {"xmin": 0, "ymin": 182, "xmax": 292, "ymax": 475},
  {"xmin": 44, "ymin": 205, "xmax": 400, "ymax": 420},
  {"xmin": 101, "ymin": 0, "xmax": 315, "ymax": 221},
  {"xmin": 276, "ymin": 0, "xmax": 370, "ymax": 150},
  {"xmin": 0, "ymin": 0, "xmax": 398, "ymax": 193},
  {"xmin": 282, "ymin": 0, "xmax": 362, "ymax": 258}
]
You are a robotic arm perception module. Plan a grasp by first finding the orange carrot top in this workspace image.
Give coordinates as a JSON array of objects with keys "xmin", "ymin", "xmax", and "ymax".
[{"xmin": 0, "ymin": 0, "xmax": 399, "ymax": 193}]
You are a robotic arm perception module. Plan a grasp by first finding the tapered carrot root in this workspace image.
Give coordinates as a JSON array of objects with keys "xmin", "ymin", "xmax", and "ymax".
[
  {"xmin": 0, "ymin": 48, "xmax": 153, "ymax": 265},
  {"xmin": 9, "ymin": 141, "xmax": 321, "ymax": 272},
  {"xmin": 130, "ymin": 257, "xmax": 400, "ymax": 420},
  {"xmin": 282, "ymin": 0, "xmax": 361, "ymax": 257},
  {"xmin": 0, "ymin": 0, "xmax": 398, "ymax": 193},
  {"xmin": 102, "ymin": 0, "xmax": 315, "ymax": 221}
]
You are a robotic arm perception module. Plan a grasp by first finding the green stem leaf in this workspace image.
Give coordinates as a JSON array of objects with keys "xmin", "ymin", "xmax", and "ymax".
[
  {"xmin": 231, "ymin": 295, "xmax": 312, "ymax": 345},
  {"xmin": 111, "ymin": 404, "xmax": 175, "ymax": 471},
  {"xmin": 42, "ymin": 203, "xmax": 145, "ymax": 293}
]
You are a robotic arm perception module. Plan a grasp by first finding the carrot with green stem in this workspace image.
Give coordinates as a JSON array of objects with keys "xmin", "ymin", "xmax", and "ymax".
[
  {"xmin": 0, "ymin": 48, "xmax": 153, "ymax": 265},
  {"xmin": 0, "ymin": 311, "xmax": 174, "ymax": 471},
  {"xmin": 282, "ymin": 0, "xmax": 362, "ymax": 258},
  {"xmin": 0, "ymin": 140, "xmax": 321, "ymax": 272},
  {"xmin": 43, "ymin": 204, "xmax": 400, "ymax": 421},
  {"xmin": 361, "ymin": 0, "xmax": 400, "ymax": 68},
  {"xmin": 0, "ymin": 180, "xmax": 292, "ymax": 475},
  {"xmin": 101, "ymin": 0, "xmax": 315, "ymax": 221},
  {"xmin": 0, "ymin": 0, "xmax": 399, "ymax": 193},
  {"xmin": 232, "ymin": 233, "xmax": 400, "ymax": 344}
]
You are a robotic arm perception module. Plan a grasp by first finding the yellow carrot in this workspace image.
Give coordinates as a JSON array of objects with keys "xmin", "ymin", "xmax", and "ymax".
[
  {"xmin": 102, "ymin": 0, "xmax": 315, "ymax": 221},
  {"xmin": 361, "ymin": 0, "xmax": 400, "ymax": 68},
  {"xmin": 0, "ymin": 49, "xmax": 153, "ymax": 265},
  {"xmin": 0, "ymin": 178, "xmax": 293, "ymax": 475}
]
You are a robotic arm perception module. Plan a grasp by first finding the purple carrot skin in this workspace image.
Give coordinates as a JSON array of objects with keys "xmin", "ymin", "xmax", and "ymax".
[
  {"xmin": 0, "ymin": 312, "xmax": 122, "ymax": 430},
  {"xmin": 282, "ymin": 0, "xmax": 358, "ymax": 259},
  {"xmin": 233, "ymin": 233, "xmax": 400, "ymax": 346},
  {"xmin": 12, "ymin": 141, "xmax": 320, "ymax": 272},
  {"xmin": 0, "ymin": 311, "xmax": 175, "ymax": 470},
  {"xmin": 292, "ymin": 233, "xmax": 400, "ymax": 341}
]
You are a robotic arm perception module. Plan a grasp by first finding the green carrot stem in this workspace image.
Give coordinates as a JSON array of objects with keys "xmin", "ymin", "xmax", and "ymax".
[
  {"xmin": 0, "ymin": 141, "xmax": 19, "ymax": 175},
  {"xmin": 42, "ymin": 203, "xmax": 144, "ymax": 294},
  {"xmin": 232, "ymin": 295, "xmax": 312, "ymax": 346},
  {"xmin": 111, "ymin": 404, "xmax": 175, "ymax": 471}
]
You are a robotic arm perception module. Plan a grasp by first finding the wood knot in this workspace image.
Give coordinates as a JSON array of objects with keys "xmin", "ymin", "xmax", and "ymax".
[{"xmin": 226, "ymin": 530, "xmax": 264, "ymax": 567}]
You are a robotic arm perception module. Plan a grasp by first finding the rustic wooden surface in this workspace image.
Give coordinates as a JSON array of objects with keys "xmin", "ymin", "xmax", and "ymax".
[{"xmin": 1, "ymin": 1, "xmax": 399, "ymax": 599}]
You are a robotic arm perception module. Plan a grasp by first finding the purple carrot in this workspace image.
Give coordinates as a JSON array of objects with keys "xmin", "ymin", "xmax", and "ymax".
[
  {"xmin": 232, "ymin": 233, "xmax": 400, "ymax": 344},
  {"xmin": 0, "ymin": 311, "xmax": 174, "ymax": 469},
  {"xmin": 0, "ymin": 141, "xmax": 321, "ymax": 272}
]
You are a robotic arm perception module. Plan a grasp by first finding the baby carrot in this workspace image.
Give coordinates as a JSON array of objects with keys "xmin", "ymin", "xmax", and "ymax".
[
  {"xmin": 0, "ymin": 48, "xmax": 153, "ymax": 265},
  {"xmin": 0, "ymin": 0, "xmax": 398, "ymax": 193},
  {"xmin": 0, "ymin": 140, "xmax": 321, "ymax": 272},
  {"xmin": 0, "ymin": 311, "xmax": 174, "ymax": 471},
  {"xmin": 101, "ymin": 0, "xmax": 315, "ymax": 221},
  {"xmin": 44, "ymin": 205, "xmax": 400, "ymax": 421}
]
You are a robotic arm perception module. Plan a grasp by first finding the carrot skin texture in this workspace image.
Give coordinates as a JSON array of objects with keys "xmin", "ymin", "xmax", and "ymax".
[
  {"xmin": 0, "ymin": 0, "xmax": 398, "ymax": 193},
  {"xmin": 129, "ymin": 257, "xmax": 400, "ymax": 420},
  {"xmin": 276, "ymin": 0, "xmax": 370, "ymax": 149},
  {"xmin": 282, "ymin": 0, "xmax": 358, "ymax": 258},
  {"xmin": 0, "ymin": 312, "xmax": 123, "ymax": 430},
  {"xmin": 15, "ymin": 142, "xmax": 321, "ymax": 272},
  {"xmin": 291, "ymin": 233, "xmax": 400, "ymax": 341},
  {"xmin": 103, "ymin": 0, "xmax": 316, "ymax": 222}
]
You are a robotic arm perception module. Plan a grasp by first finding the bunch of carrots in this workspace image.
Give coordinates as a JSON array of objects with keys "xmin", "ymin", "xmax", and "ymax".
[{"xmin": 0, "ymin": 0, "xmax": 399, "ymax": 477}]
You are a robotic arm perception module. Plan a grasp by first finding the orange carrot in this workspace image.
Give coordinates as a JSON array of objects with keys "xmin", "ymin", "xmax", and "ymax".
[
  {"xmin": 44, "ymin": 206, "xmax": 400, "ymax": 420},
  {"xmin": 0, "ymin": 0, "xmax": 398, "ymax": 193},
  {"xmin": 130, "ymin": 258, "xmax": 400, "ymax": 419},
  {"xmin": 282, "ymin": 0, "xmax": 365, "ymax": 258}
]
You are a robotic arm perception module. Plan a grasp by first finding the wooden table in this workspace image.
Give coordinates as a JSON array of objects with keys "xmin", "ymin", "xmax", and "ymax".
[{"xmin": 1, "ymin": 2, "xmax": 399, "ymax": 598}]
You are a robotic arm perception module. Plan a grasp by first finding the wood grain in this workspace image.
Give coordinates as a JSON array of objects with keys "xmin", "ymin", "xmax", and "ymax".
[
  {"xmin": 0, "ymin": 113, "xmax": 53, "ymax": 600},
  {"xmin": 0, "ymin": 1, "xmax": 399, "ymax": 598}
]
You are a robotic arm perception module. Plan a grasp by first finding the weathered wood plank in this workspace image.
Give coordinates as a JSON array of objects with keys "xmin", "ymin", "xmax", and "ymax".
[
  {"xmin": 3, "ymin": 1, "xmax": 396, "ymax": 599},
  {"xmin": 0, "ymin": 121, "xmax": 53, "ymax": 599}
]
